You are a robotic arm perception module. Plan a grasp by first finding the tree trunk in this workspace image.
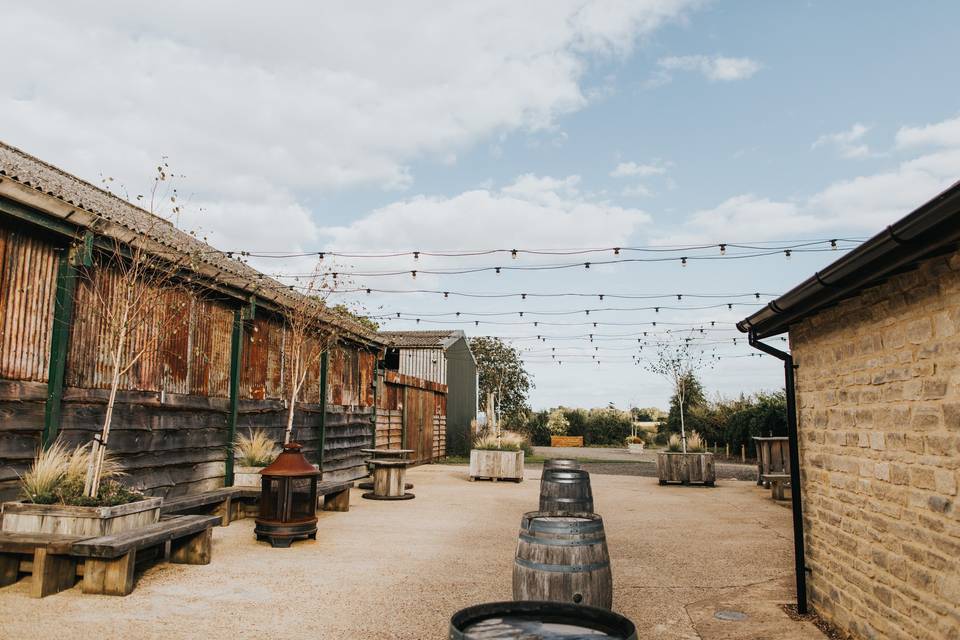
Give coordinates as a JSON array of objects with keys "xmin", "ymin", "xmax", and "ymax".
[
  {"xmin": 285, "ymin": 387, "xmax": 297, "ymax": 444},
  {"xmin": 85, "ymin": 328, "xmax": 126, "ymax": 497}
]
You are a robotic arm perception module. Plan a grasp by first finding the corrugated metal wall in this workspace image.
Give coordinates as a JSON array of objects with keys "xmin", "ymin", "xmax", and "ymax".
[
  {"xmin": 398, "ymin": 347, "xmax": 447, "ymax": 384},
  {"xmin": 0, "ymin": 213, "xmax": 381, "ymax": 498},
  {"xmin": 0, "ymin": 224, "xmax": 58, "ymax": 382}
]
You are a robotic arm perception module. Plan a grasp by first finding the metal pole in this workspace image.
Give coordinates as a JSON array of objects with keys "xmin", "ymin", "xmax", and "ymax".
[
  {"xmin": 749, "ymin": 330, "xmax": 808, "ymax": 614},
  {"xmin": 318, "ymin": 351, "xmax": 329, "ymax": 473},
  {"xmin": 225, "ymin": 309, "xmax": 243, "ymax": 486},
  {"xmin": 43, "ymin": 247, "xmax": 79, "ymax": 447}
]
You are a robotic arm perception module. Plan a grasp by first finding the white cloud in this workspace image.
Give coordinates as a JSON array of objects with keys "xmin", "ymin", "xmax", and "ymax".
[
  {"xmin": 653, "ymin": 54, "xmax": 761, "ymax": 85},
  {"xmin": 895, "ymin": 114, "xmax": 960, "ymax": 149},
  {"xmin": 0, "ymin": 1, "xmax": 700, "ymax": 256},
  {"xmin": 319, "ymin": 173, "xmax": 650, "ymax": 275},
  {"xmin": 663, "ymin": 114, "xmax": 960, "ymax": 243},
  {"xmin": 812, "ymin": 123, "xmax": 874, "ymax": 159},
  {"xmin": 610, "ymin": 160, "xmax": 671, "ymax": 177}
]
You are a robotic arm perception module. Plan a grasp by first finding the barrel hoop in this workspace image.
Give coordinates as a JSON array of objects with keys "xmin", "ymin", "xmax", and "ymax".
[
  {"xmin": 540, "ymin": 497, "xmax": 593, "ymax": 504},
  {"xmin": 526, "ymin": 518, "xmax": 602, "ymax": 534},
  {"xmin": 514, "ymin": 557, "xmax": 609, "ymax": 573},
  {"xmin": 519, "ymin": 533, "xmax": 604, "ymax": 547}
]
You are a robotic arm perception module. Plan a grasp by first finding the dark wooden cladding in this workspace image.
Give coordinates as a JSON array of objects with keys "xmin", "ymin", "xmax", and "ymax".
[
  {"xmin": 0, "ymin": 223, "xmax": 58, "ymax": 382},
  {"xmin": 375, "ymin": 368, "xmax": 448, "ymax": 464}
]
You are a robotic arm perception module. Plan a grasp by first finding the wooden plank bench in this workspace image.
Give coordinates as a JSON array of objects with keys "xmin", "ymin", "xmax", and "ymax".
[
  {"xmin": 761, "ymin": 473, "xmax": 791, "ymax": 500},
  {"xmin": 160, "ymin": 481, "xmax": 353, "ymax": 525},
  {"xmin": 0, "ymin": 532, "xmax": 84, "ymax": 598},
  {"xmin": 70, "ymin": 514, "xmax": 221, "ymax": 596},
  {"xmin": 159, "ymin": 487, "xmax": 239, "ymax": 525}
]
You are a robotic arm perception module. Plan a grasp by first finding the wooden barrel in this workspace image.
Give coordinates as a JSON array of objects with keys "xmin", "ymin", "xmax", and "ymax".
[
  {"xmin": 450, "ymin": 600, "xmax": 635, "ymax": 639},
  {"xmin": 512, "ymin": 512, "xmax": 612, "ymax": 610},
  {"xmin": 539, "ymin": 468, "xmax": 594, "ymax": 513},
  {"xmin": 543, "ymin": 458, "xmax": 580, "ymax": 472}
]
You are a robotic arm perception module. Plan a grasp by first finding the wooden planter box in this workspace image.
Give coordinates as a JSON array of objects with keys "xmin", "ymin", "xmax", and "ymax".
[
  {"xmin": 0, "ymin": 497, "xmax": 163, "ymax": 536},
  {"xmin": 234, "ymin": 466, "xmax": 265, "ymax": 488},
  {"xmin": 656, "ymin": 452, "xmax": 715, "ymax": 486},
  {"xmin": 468, "ymin": 449, "xmax": 524, "ymax": 482},
  {"xmin": 550, "ymin": 436, "xmax": 584, "ymax": 447}
]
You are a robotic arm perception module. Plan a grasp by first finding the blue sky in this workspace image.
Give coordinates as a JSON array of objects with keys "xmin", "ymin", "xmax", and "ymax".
[{"xmin": 2, "ymin": 1, "xmax": 959, "ymax": 410}]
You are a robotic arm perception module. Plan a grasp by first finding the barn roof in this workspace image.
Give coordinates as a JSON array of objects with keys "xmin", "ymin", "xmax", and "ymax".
[
  {"xmin": 738, "ymin": 180, "xmax": 960, "ymax": 338},
  {"xmin": 380, "ymin": 330, "xmax": 466, "ymax": 349},
  {"xmin": 0, "ymin": 141, "xmax": 385, "ymax": 347}
]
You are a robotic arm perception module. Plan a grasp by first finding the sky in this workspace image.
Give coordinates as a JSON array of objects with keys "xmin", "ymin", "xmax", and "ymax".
[{"xmin": 2, "ymin": 1, "xmax": 959, "ymax": 410}]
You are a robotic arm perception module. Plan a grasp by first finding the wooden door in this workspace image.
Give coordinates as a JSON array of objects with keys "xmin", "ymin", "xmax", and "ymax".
[{"xmin": 403, "ymin": 387, "xmax": 435, "ymax": 464}]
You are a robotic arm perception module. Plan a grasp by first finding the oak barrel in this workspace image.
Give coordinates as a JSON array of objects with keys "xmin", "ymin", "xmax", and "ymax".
[
  {"xmin": 543, "ymin": 458, "xmax": 580, "ymax": 472},
  {"xmin": 512, "ymin": 511, "xmax": 613, "ymax": 610},
  {"xmin": 539, "ymin": 468, "xmax": 594, "ymax": 513},
  {"xmin": 450, "ymin": 600, "xmax": 635, "ymax": 639}
]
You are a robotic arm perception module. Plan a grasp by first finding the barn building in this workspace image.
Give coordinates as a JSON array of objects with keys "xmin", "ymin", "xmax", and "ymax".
[
  {"xmin": 739, "ymin": 182, "xmax": 960, "ymax": 640},
  {"xmin": 381, "ymin": 330, "xmax": 478, "ymax": 455},
  {"xmin": 0, "ymin": 141, "xmax": 447, "ymax": 498}
]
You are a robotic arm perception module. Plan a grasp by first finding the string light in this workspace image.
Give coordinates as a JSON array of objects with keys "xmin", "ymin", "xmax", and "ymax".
[
  {"xmin": 681, "ymin": 257, "xmax": 687, "ymax": 267},
  {"xmin": 719, "ymin": 244, "xmax": 726, "ymax": 255},
  {"xmin": 511, "ymin": 249, "xmax": 518, "ymax": 259}
]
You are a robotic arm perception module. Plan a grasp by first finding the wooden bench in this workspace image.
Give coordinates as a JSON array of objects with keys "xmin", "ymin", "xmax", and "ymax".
[
  {"xmin": 762, "ymin": 473, "xmax": 791, "ymax": 500},
  {"xmin": 0, "ymin": 532, "xmax": 84, "ymax": 598},
  {"xmin": 160, "ymin": 487, "xmax": 238, "ymax": 525},
  {"xmin": 0, "ymin": 514, "xmax": 220, "ymax": 597},
  {"xmin": 160, "ymin": 482, "xmax": 353, "ymax": 525},
  {"xmin": 70, "ymin": 514, "xmax": 221, "ymax": 596}
]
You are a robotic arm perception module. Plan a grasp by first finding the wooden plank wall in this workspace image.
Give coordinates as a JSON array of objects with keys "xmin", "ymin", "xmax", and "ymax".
[
  {"xmin": 376, "ymin": 370, "xmax": 448, "ymax": 464},
  {"xmin": 0, "ymin": 217, "xmax": 378, "ymax": 499}
]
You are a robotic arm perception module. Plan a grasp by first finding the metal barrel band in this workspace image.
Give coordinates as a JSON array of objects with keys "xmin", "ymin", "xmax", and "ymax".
[
  {"xmin": 528, "ymin": 519, "xmax": 601, "ymax": 534},
  {"xmin": 519, "ymin": 533, "xmax": 604, "ymax": 547},
  {"xmin": 514, "ymin": 556, "xmax": 609, "ymax": 573}
]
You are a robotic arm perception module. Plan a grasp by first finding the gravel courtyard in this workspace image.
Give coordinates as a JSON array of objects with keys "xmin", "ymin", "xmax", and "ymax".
[{"xmin": 0, "ymin": 464, "xmax": 824, "ymax": 639}]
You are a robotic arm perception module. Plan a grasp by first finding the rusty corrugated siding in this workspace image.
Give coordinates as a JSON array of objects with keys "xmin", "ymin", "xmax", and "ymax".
[
  {"xmin": 190, "ymin": 299, "xmax": 232, "ymax": 398},
  {"xmin": 0, "ymin": 223, "xmax": 58, "ymax": 382}
]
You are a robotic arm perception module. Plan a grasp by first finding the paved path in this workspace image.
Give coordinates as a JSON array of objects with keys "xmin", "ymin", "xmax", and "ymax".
[
  {"xmin": 534, "ymin": 445, "xmax": 759, "ymax": 481},
  {"xmin": 0, "ymin": 465, "xmax": 821, "ymax": 639}
]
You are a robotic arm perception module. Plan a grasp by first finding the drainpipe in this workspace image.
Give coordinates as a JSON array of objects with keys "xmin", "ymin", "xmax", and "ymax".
[{"xmin": 748, "ymin": 329, "xmax": 808, "ymax": 615}]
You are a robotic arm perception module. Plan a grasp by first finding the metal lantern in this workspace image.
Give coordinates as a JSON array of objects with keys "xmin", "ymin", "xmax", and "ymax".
[{"xmin": 255, "ymin": 442, "xmax": 321, "ymax": 548}]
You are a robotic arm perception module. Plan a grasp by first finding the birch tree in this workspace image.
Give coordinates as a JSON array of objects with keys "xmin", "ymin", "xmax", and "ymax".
[
  {"xmin": 281, "ymin": 264, "xmax": 340, "ymax": 444},
  {"xmin": 81, "ymin": 164, "xmax": 196, "ymax": 497},
  {"xmin": 644, "ymin": 335, "xmax": 710, "ymax": 454}
]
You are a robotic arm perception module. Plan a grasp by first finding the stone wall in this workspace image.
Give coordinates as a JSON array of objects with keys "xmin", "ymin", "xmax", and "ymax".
[{"xmin": 790, "ymin": 249, "xmax": 960, "ymax": 640}]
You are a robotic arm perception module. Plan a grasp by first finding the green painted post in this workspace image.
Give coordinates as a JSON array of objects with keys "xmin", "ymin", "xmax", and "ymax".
[
  {"xmin": 42, "ymin": 248, "xmax": 79, "ymax": 447},
  {"xmin": 370, "ymin": 356, "xmax": 379, "ymax": 449},
  {"xmin": 225, "ymin": 309, "xmax": 243, "ymax": 486},
  {"xmin": 41, "ymin": 235, "xmax": 91, "ymax": 448},
  {"xmin": 318, "ymin": 351, "xmax": 329, "ymax": 472}
]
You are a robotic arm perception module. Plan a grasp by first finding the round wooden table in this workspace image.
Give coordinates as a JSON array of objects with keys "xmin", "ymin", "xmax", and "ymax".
[
  {"xmin": 359, "ymin": 449, "xmax": 414, "ymax": 490},
  {"xmin": 361, "ymin": 459, "xmax": 415, "ymax": 500}
]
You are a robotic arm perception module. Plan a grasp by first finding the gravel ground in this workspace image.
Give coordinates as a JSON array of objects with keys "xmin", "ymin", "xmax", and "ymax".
[{"xmin": 0, "ymin": 464, "xmax": 820, "ymax": 640}]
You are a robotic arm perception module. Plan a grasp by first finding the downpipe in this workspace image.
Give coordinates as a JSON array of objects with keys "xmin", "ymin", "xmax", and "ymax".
[{"xmin": 748, "ymin": 329, "xmax": 809, "ymax": 615}]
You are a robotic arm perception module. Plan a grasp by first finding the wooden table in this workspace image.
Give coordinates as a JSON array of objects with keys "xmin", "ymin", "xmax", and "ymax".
[
  {"xmin": 359, "ymin": 449, "xmax": 414, "ymax": 490},
  {"xmin": 361, "ymin": 459, "xmax": 415, "ymax": 501},
  {"xmin": 753, "ymin": 437, "xmax": 790, "ymax": 487}
]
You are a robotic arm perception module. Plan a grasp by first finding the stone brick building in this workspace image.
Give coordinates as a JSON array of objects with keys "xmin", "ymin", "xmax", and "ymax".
[{"xmin": 739, "ymin": 183, "xmax": 960, "ymax": 640}]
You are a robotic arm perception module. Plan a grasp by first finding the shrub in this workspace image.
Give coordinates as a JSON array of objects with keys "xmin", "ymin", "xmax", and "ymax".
[
  {"xmin": 625, "ymin": 435, "xmax": 644, "ymax": 445},
  {"xmin": 19, "ymin": 440, "xmax": 136, "ymax": 506},
  {"xmin": 686, "ymin": 431, "xmax": 705, "ymax": 453},
  {"xmin": 473, "ymin": 433, "xmax": 526, "ymax": 452},
  {"xmin": 666, "ymin": 434, "xmax": 683, "ymax": 452},
  {"xmin": 235, "ymin": 429, "xmax": 280, "ymax": 466},
  {"xmin": 546, "ymin": 409, "xmax": 570, "ymax": 436}
]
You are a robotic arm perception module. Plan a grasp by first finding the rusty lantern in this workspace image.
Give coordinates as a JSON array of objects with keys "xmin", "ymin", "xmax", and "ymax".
[{"xmin": 255, "ymin": 442, "xmax": 321, "ymax": 548}]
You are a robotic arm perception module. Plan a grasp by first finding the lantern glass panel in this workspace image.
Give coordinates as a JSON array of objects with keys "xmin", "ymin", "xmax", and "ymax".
[
  {"xmin": 261, "ymin": 476, "xmax": 282, "ymax": 521},
  {"xmin": 290, "ymin": 477, "xmax": 315, "ymax": 520}
]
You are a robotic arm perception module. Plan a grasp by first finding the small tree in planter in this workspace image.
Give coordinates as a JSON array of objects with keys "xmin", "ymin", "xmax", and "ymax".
[
  {"xmin": 657, "ymin": 431, "xmax": 715, "ymax": 485},
  {"xmin": 233, "ymin": 429, "xmax": 280, "ymax": 487},
  {"xmin": 646, "ymin": 335, "xmax": 715, "ymax": 485},
  {"xmin": 469, "ymin": 433, "xmax": 526, "ymax": 482},
  {"xmin": 279, "ymin": 262, "xmax": 341, "ymax": 445},
  {"xmin": 2, "ymin": 441, "xmax": 160, "ymax": 536}
]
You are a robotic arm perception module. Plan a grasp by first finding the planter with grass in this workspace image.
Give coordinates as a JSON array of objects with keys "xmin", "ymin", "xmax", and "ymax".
[
  {"xmin": 625, "ymin": 435, "xmax": 645, "ymax": 454},
  {"xmin": 469, "ymin": 434, "xmax": 526, "ymax": 482},
  {"xmin": 656, "ymin": 432, "xmax": 715, "ymax": 486},
  {"xmin": 233, "ymin": 429, "xmax": 280, "ymax": 488},
  {"xmin": 1, "ymin": 441, "xmax": 161, "ymax": 536}
]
